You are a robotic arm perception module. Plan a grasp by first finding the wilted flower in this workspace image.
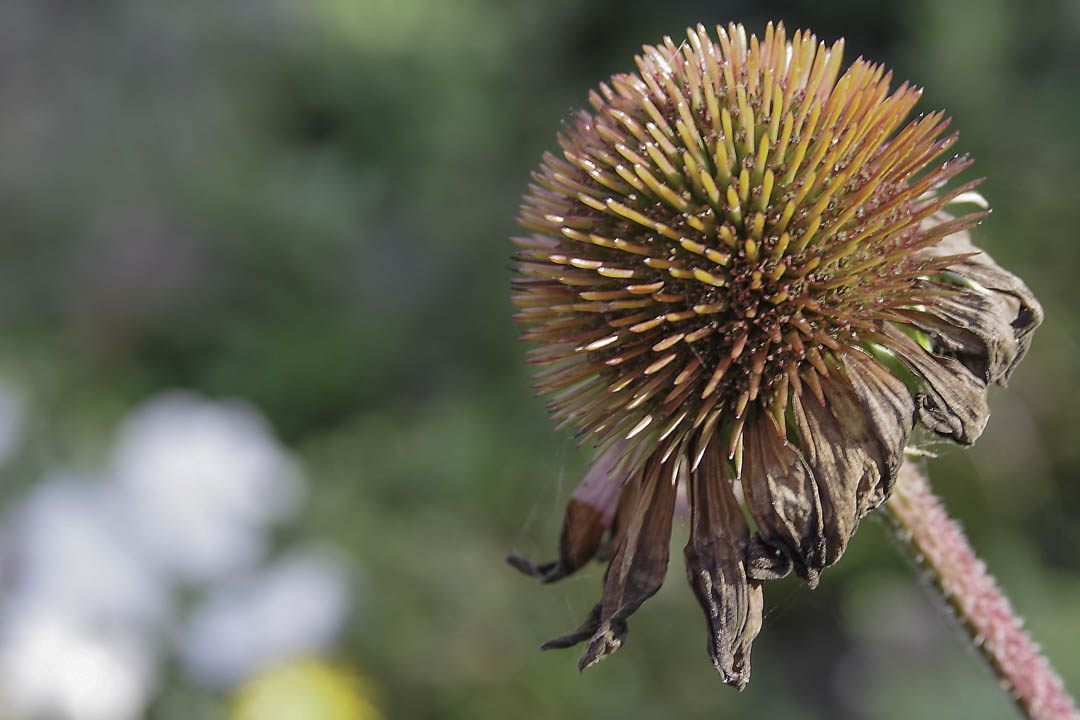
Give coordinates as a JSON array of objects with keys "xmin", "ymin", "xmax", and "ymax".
[{"xmin": 509, "ymin": 22, "xmax": 1041, "ymax": 688}]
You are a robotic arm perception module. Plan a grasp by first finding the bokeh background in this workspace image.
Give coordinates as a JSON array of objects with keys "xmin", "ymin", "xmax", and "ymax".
[{"xmin": 0, "ymin": 0, "xmax": 1076, "ymax": 718}]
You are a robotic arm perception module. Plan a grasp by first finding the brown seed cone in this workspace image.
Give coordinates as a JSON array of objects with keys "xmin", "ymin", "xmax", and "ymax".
[{"xmin": 509, "ymin": 21, "xmax": 1042, "ymax": 688}]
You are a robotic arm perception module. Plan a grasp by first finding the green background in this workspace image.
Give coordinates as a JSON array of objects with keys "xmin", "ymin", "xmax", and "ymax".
[{"xmin": 1, "ymin": 0, "xmax": 1077, "ymax": 717}]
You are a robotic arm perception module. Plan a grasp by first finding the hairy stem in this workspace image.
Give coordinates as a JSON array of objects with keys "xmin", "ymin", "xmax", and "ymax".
[{"xmin": 882, "ymin": 462, "xmax": 1078, "ymax": 720}]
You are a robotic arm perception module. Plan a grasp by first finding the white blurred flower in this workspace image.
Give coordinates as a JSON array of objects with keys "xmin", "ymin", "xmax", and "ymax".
[
  {"xmin": 0, "ymin": 607, "xmax": 156, "ymax": 720},
  {"xmin": 181, "ymin": 549, "xmax": 352, "ymax": 688},
  {"xmin": 0, "ymin": 390, "xmax": 356, "ymax": 719},
  {"xmin": 4, "ymin": 476, "xmax": 167, "ymax": 629},
  {"xmin": 111, "ymin": 392, "xmax": 305, "ymax": 584}
]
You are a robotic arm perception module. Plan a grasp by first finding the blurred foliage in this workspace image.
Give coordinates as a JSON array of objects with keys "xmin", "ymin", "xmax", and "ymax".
[{"xmin": 0, "ymin": 0, "xmax": 1077, "ymax": 718}]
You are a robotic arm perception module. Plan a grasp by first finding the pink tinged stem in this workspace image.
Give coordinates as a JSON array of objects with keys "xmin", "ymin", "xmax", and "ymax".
[{"xmin": 883, "ymin": 463, "xmax": 1078, "ymax": 720}]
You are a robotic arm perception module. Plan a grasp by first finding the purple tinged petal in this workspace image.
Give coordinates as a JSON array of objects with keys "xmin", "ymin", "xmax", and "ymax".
[
  {"xmin": 538, "ymin": 454, "xmax": 678, "ymax": 670},
  {"xmin": 578, "ymin": 455, "xmax": 678, "ymax": 670},
  {"xmin": 507, "ymin": 442, "xmax": 628, "ymax": 583}
]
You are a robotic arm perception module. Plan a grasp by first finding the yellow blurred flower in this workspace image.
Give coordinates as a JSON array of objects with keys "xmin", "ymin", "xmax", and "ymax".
[{"xmin": 230, "ymin": 659, "xmax": 381, "ymax": 720}]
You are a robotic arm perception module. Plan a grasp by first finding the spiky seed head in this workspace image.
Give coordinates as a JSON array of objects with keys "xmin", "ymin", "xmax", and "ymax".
[{"xmin": 513, "ymin": 22, "xmax": 981, "ymax": 474}]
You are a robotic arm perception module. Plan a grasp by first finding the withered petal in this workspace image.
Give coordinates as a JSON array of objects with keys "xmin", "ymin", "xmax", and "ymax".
[
  {"xmin": 746, "ymin": 536, "xmax": 794, "ymax": 580},
  {"xmin": 898, "ymin": 307, "xmax": 993, "ymax": 384},
  {"xmin": 602, "ymin": 466, "xmax": 645, "ymax": 562},
  {"xmin": 506, "ymin": 495, "xmax": 608, "ymax": 582},
  {"xmin": 741, "ymin": 411, "xmax": 826, "ymax": 587},
  {"xmin": 917, "ymin": 220, "xmax": 1043, "ymax": 385},
  {"xmin": 792, "ymin": 371, "xmax": 886, "ymax": 565},
  {"xmin": 578, "ymin": 616, "xmax": 629, "ymax": 671},
  {"xmin": 684, "ymin": 445, "xmax": 764, "ymax": 689},
  {"xmin": 842, "ymin": 351, "xmax": 915, "ymax": 505},
  {"xmin": 543, "ymin": 454, "xmax": 678, "ymax": 670},
  {"xmin": 507, "ymin": 445, "xmax": 627, "ymax": 583},
  {"xmin": 883, "ymin": 324, "xmax": 989, "ymax": 445},
  {"xmin": 539, "ymin": 604, "xmax": 601, "ymax": 650}
]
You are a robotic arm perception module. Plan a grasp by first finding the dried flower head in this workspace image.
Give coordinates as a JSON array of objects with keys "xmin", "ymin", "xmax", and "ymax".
[{"xmin": 509, "ymin": 22, "xmax": 1042, "ymax": 688}]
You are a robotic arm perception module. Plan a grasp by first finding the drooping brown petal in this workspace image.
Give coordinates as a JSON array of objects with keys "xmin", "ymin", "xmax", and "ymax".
[
  {"xmin": 507, "ymin": 444, "xmax": 627, "ymax": 582},
  {"xmin": 540, "ymin": 454, "xmax": 678, "ymax": 670},
  {"xmin": 792, "ymin": 371, "xmax": 888, "ymax": 565},
  {"xmin": 745, "ymin": 536, "xmax": 794, "ymax": 582},
  {"xmin": 741, "ymin": 411, "xmax": 826, "ymax": 587},
  {"xmin": 684, "ymin": 445, "xmax": 763, "ymax": 689},
  {"xmin": 882, "ymin": 323, "xmax": 989, "ymax": 445},
  {"xmin": 538, "ymin": 603, "xmax": 603, "ymax": 651},
  {"xmin": 842, "ymin": 351, "xmax": 916, "ymax": 506},
  {"xmin": 897, "ymin": 308, "xmax": 994, "ymax": 385},
  {"xmin": 597, "ymin": 467, "xmax": 644, "ymax": 563},
  {"xmin": 539, "ymin": 476, "xmax": 649, "ymax": 651},
  {"xmin": 915, "ymin": 221, "xmax": 1043, "ymax": 385}
]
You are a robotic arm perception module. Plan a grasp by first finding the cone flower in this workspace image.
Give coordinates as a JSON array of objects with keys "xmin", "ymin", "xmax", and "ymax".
[{"xmin": 509, "ymin": 22, "xmax": 1042, "ymax": 688}]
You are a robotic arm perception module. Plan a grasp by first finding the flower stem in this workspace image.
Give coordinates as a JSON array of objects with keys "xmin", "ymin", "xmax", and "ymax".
[{"xmin": 882, "ymin": 462, "xmax": 1078, "ymax": 719}]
